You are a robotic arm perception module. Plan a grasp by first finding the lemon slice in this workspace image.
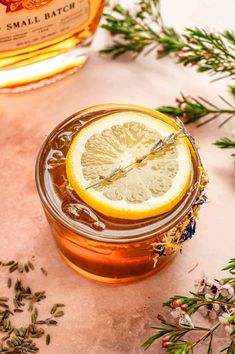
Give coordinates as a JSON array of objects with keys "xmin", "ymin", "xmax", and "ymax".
[{"xmin": 66, "ymin": 111, "xmax": 192, "ymax": 220}]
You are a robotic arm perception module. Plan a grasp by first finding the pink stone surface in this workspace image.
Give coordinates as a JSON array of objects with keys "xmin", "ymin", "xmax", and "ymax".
[{"xmin": 0, "ymin": 1, "xmax": 235, "ymax": 353}]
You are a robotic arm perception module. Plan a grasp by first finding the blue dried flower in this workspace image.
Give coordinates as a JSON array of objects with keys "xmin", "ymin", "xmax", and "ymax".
[{"xmin": 180, "ymin": 220, "xmax": 196, "ymax": 242}]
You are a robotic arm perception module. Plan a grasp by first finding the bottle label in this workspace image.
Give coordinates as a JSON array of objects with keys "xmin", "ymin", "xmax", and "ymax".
[{"xmin": 0, "ymin": 0, "xmax": 89, "ymax": 51}]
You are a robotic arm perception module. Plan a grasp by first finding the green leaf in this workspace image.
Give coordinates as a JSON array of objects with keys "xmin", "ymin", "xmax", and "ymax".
[
  {"xmin": 142, "ymin": 332, "xmax": 167, "ymax": 350},
  {"xmin": 157, "ymin": 106, "xmax": 183, "ymax": 117},
  {"xmin": 223, "ymin": 30, "xmax": 235, "ymax": 46},
  {"xmin": 213, "ymin": 138, "xmax": 235, "ymax": 149},
  {"xmin": 174, "ymin": 348, "xmax": 189, "ymax": 354},
  {"xmin": 230, "ymin": 85, "xmax": 235, "ymax": 95}
]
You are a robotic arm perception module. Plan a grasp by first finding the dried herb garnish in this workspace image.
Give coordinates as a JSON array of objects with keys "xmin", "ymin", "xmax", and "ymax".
[
  {"xmin": 46, "ymin": 334, "xmax": 50, "ymax": 346},
  {"xmin": 2, "ymin": 260, "xmax": 37, "ymax": 275},
  {"xmin": 40, "ymin": 268, "xmax": 47, "ymax": 277},
  {"xmin": 54, "ymin": 311, "xmax": 64, "ymax": 318},
  {"xmin": 50, "ymin": 303, "xmax": 65, "ymax": 315},
  {"xmin": 7, "ymin": 279, "xmax": 12, "ymax": 289},
  {"xmin": 28, "ymin": 262, "xmax": 34, "ymax": 271},
  {"xmin": 0, "ymin": 260, "xmax": 65, "ymax": 353}
]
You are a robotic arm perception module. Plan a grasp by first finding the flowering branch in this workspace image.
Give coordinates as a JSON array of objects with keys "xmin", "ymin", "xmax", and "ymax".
[
  {"xmin": 157, "ymin": 93, "xmax": 235, "ymax": 127},
  {"xmin": 143, "ymin": 258, "xmax": 235, "ymax": 353},
  {"xmin": 102, "ymin": 2, "xmax": 235, "ymax": 164},
  {"xmin": 157, "ymin": 93, "xmax": 235, "ymax": 159}
]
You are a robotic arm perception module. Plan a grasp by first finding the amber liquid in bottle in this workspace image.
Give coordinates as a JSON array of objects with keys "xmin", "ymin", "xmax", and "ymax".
[{"xmin": 0, "ymin": 0, "xmax": 105, "ymax": 92}]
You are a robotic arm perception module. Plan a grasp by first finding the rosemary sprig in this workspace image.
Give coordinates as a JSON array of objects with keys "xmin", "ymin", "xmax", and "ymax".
[
  {"xmin": 157, "ymin": 93, "xmax": 235, "ymax": 127},
  {"xmin": 143, "ymin": 258, "xmax": 235, "ymax": 353},
  {"xmin": 102, "ymin": 1, "xmax": 235, "ymax": 79}
]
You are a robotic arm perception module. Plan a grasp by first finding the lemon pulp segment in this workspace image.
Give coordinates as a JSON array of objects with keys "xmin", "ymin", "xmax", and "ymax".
[{"xmin": 66, "ymin": 112, "xmax": 192, "ymax": 220}]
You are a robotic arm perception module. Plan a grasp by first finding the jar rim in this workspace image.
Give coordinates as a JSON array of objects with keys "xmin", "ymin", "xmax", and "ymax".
[{"xmin": 35, "ymin": 103, "xmax": 203, "ymax": 244}]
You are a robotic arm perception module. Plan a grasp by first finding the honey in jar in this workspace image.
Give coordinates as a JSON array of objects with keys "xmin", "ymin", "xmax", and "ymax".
[{"xmin": 36, "ymin": 104, "xmax": 207, "ymax": 283}]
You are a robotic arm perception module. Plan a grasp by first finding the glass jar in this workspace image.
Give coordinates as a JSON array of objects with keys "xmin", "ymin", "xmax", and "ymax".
[
  {"xmin": 0, "ymin": 0, "xmax": 105, "ymax": 92},
  {"xmin": 35, "ymin": 104, "xmax": 207, "ymax": 284}
]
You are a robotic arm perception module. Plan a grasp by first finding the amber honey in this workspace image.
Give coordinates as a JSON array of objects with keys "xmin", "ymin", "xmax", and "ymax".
[{"xmin": 35, "ymin": 104, "xmax": 206, "ymax": 284}]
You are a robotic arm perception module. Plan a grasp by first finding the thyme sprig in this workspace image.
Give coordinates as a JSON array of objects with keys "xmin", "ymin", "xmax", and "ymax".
[
  {"xmin": 157, "ymin": 93, "xmax": 235, "ymax": 127},
  {"xmin": 143, "ymin": 258, "xmax": 235, "ymax": 353},
  {"xmin": 102, "ymin": 1, "xmax": 235, "ymax": 80}
]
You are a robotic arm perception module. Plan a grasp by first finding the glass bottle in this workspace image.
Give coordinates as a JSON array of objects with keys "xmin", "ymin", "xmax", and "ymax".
[{"xmin": 0, "ymin": 0, "xmax": 105, "ymax": 92}]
